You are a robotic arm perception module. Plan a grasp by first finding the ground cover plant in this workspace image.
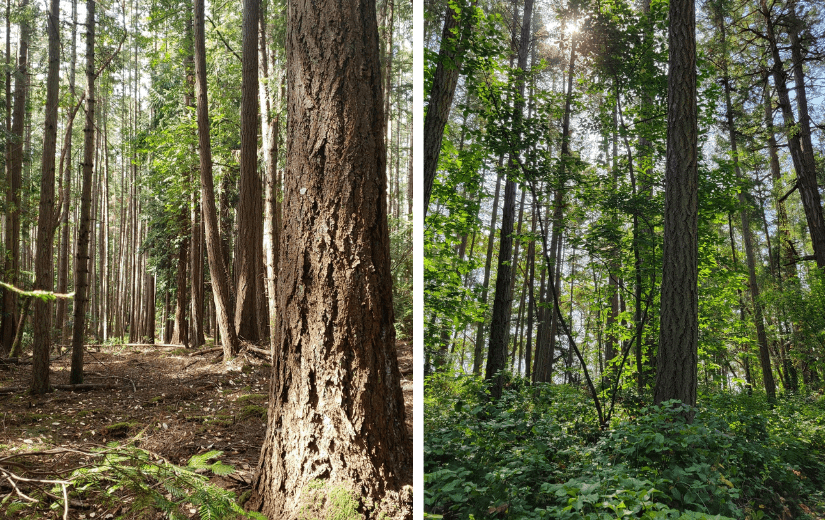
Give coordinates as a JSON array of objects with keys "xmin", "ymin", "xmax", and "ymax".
[{"xmin": 424, "ymin": 373, "xmax": 825, "ymax": 519}]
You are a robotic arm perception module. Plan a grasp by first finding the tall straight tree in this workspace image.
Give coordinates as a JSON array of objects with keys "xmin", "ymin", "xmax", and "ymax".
[
  {"xmin": 70, "ymin": 0, "xmax": 96, "ymax": 384},
  {"xmin": 193, "ymin": 0, "xmax": 240, "ymax": 358},
  {"xmin": 31, "ymin": 0, "xmax": 61, "ymax": 393},
  {"xmin": 715, "ymin": 7, "xmax": 775, "ymax": 401},
  {"xmin": 486, "ymin": 0, "xmax": 534, "ymax": 400},
  {"xmin": 235, "ymin": 0, "xmax": 263, "ymax": 341},
  {"xmin": 1, "ymin": 0, "xmax": 29, "ymax": 356},
  {"xmin": 249, "ymin": 0, "xmax": 411, "ymax": 515},
  {"xmin": 654, "ymin": 0, "xmax": 698, "ymax": 409}
]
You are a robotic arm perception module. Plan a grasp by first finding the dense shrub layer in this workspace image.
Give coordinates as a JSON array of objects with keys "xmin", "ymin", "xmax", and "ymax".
[{"xmin": 425, "ymin": 373, "xmax": 825, "ymax": 519}]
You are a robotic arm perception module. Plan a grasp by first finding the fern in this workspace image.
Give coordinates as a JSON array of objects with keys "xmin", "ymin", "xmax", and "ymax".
[{"xmin": 4, "ymin": 443, "xmax": 268, "ymax": 520}]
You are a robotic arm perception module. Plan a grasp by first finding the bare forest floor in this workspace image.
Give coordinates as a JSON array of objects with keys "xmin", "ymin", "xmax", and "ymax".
[{"xmin": 0, "ymin": 339, "xmax": 413, "ymax": 519}]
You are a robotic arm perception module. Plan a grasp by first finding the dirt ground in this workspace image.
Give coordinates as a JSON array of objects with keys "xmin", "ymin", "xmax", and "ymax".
[{"xmin": 0, "ymin": 339, "xmax": 413, "ymax": 519}]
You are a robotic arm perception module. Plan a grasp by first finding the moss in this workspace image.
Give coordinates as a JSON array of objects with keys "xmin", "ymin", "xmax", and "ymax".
[
  {"xmin": 104, "ymin": 421, "xmax": 138, "ymax": 437},
  {"xmin": 169, "ymin": 348, "xmax": 188, "ymax": 356},
  {"xmin": 299, "ymin": 480, "xmax": 364, "ymax": 520},
  {"xmin": 236, "ymin": 393, "xmax": 267, "ymax": 404},
  {"xmin": 238, "ymin": 404, "xmax": 267, "ymax": 421}
]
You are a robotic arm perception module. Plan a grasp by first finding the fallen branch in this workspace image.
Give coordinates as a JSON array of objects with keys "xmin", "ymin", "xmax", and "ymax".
[
  {"xmin": 243, "ymin": 345, "xmax": 271, "ymax": 360},
  {"xmin": 187, "ymin": 347, "xmax": 223, "ymax": 357}
]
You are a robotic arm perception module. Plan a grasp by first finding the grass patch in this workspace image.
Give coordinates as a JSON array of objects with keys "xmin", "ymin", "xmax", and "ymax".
[
  {"xmin": 104, "ymin": 421, "xmax": 138, "ymax": 437},
  {"xmin": 238, "ymin": 405, "xmax": 267, "ymax": 421},
  {"xmin": 236, "ymin": 393, "xmax": 267, "ymax": 404}
]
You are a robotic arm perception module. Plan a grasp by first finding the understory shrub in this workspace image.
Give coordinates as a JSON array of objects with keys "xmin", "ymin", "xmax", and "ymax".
[{"xmin": 424, "ymin": 374, "xmax": 825, "ymax": 519}]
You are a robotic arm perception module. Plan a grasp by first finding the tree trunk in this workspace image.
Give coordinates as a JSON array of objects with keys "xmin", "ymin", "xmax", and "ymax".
[
  {"xmin": 193, "ymin": 0, "xmax": 240, "ymax": 358},
  {"xmin": 423, "ymin": 0, "xmax": 476, "ymax": 214},
  {"xmin": 717, "ymin": 13, "xmax": 775, "ymax": 401},
  {"xmin": 249, "ymin": 0, "xmax": 411, "ymax": 515},
  {"xmin": 654, "ymin": 0, "xmax": 698, "ymax": 410},
  {"xmin": 171, "ymin": 234, "xmax": 189, "ymax": 347},
  {"xmin": 472, "ymin": 162, "xmax": 503, "ymax": 374},
  {"xmin": 1, "ymin": 0, "xmax": 29, "ymax": 356},
  {"xmin": 69, "ymin": 0, "xmax": 96, "ymax": 385},
  {"xmin": 486, "ymin": 0, "xmax": 534, "ymax": 400},
  {"xmin": 234, "ymin": 0, "xmax": 262, "ymax": 341},
  {"xmin": 31, "ymin": 0, "xmax": 61, "ymax": 393},
  {"xmin": 762, "ymin": 0, "xmax": 825, "ymax": 270},
  {"xmin": 55, "ymin": 0, "xmax": 79, "ymax": 349},
  {"xmin": 260, "ymin": 8, "xmax": 281, "ymax": 353}
]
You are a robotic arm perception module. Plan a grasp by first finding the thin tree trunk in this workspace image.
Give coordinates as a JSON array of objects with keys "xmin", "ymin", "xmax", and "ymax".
[
  {"xmin": 193, "ymin": 0, "xmax": 240, "ymax": 358},
  {"xmin": 472, "ymin": 162, "xmax": 503, "ymax": 374},
  {"xmin": 235, "ymin": 0, "xmax": 262, "ymax": 341},
  {"xmin": 486, "ymin": 0, "xmax": 534, "ymax": 400},
  {"xmin": 69, "ymin": 0, "xmax": 96, "ymax": 385},
  {"xmin": 1, "ymin": 0, "xmax": 29, "ymax": 356},
  {"xmin": 31, "ymin": 0, "xmax": 61, "ymax": 393},
  {"xmin": 762, "ymin": 0, "xmax": 825, "ymax": 269}
]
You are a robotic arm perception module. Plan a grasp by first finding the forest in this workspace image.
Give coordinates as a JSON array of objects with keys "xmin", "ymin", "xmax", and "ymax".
[
  {"xmin": 424, "ymin": 0, "xmax": 825, "ymax": 517},
  {"xmin": 0, "ymin": 0, "xmax": 413, "ymax": 518}
]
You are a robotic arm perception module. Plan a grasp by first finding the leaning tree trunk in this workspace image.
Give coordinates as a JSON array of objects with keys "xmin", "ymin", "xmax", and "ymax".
[
  {"xmin": 654, "ymin": 0, "xmax": 698, "ymax": 410},
  {"xmin": 32, "ymin": 0, "xmax": 61, "ymax": 393},
  {"xmin": 762, "ymin": 0, "xmax": 825, "ymax": 270},
  {"xmin": 193, "ymin": 0, "xmax": 240, "ymax": 358},
  {"xmin": 423, "ymin": 0, "xmax": 476, "ymax": 214},
  {"xmin": 248, "ymin": 0, "xmax": 411, "ymax": 516}
]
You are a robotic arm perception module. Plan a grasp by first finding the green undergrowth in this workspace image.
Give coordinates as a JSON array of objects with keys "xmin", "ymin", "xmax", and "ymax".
[
  {"xmin": 0, "ymin": 443, "xmax": 266, "ymax": 520},
  {"xmin": 424, "ymin": 372, "xmax": 825, "ymax": 519}
]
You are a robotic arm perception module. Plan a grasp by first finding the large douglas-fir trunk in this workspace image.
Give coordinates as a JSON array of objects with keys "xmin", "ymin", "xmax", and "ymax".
[{"xmin": 248, "ymin": 0, "xmax": 411, "ymax": 516}]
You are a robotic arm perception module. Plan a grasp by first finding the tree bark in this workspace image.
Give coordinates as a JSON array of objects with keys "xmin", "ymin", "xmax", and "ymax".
[
  {"xmin": 249, "ymin": 0, "xmax": 411, "ymax": 515},
  {"xmin": 654, "ymin": 0, "xmax": 698, "ymax": 410},
  {"xmin": 2, "ymin": 0, "xmax": 29, "ymax": 356},
  {"xmin": 193, "ymin": 0, "xmax": 240, "ymax": 358},
  {"xmin": 69, "ymin": 0, "xmax": 96, "ymax": 385},
  {"xmin": 56, "ymin": 0, "xmax": 79, "ymax": 349},
  {"xmin": 235, "ymin": 0, "xmax": 263, "ymax": 341},
  {"xmin": 32, "ymin": 0, "xmax": 62, "ymax": 393}
]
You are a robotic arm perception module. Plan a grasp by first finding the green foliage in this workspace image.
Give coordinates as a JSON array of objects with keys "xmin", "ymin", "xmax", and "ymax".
[
  {"xmin": 425, "ymin": 376, "xmax": 825, "ymax": 519},
  {"xmin": 4, "ymin": 444, "xmax": 263, "ymax": 520}
]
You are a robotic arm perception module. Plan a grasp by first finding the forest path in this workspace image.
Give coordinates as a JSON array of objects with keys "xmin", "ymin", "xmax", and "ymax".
[{"xmin": 0, "ymin": 339, "xmax": 412, "ymax": 518}]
